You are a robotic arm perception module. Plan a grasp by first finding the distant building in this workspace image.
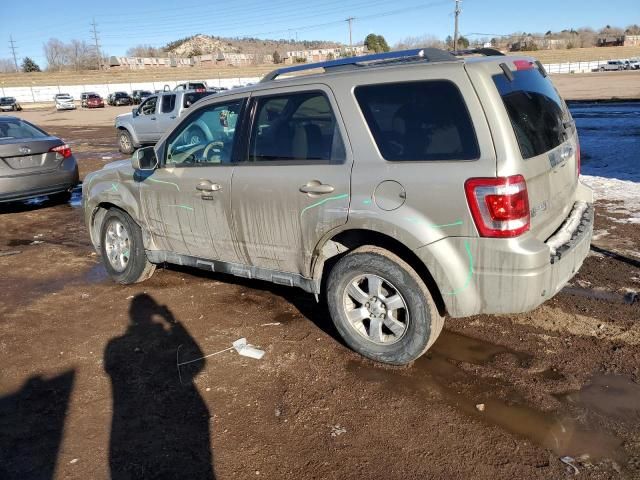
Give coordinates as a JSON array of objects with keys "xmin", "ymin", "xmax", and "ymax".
[
  {"xmin": 624, "ymin": 35, "xmax": 640, "ymax": 47},
  {"xmin": 283, "ymin": 45, "xmax": 366, "ymax": 64},
  {"xmin": 597, "ymin": 36, "xmax": 625, "ymax": 47},
  {"xmin": 109, "ymin": 56, "xmax": 193, "ymax": 70}
]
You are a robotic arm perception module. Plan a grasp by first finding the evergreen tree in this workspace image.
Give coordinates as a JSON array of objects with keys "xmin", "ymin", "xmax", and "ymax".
[{"xmin": 21, "ymin": 57, "xmax": 41, "ymax": 72}]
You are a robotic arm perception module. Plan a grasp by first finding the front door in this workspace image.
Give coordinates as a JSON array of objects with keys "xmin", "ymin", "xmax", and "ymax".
[
  {"xmin": 157, "ymin": 93, "xmax": 178, "ymax": 137},
  {"xmin": 135, "ymin": 96, "xmax": 159, "ymax": 143},
  {"xmin": 140, "ymin": 98, "xmax": 245, "ymax": 262},
  {"xmin": 231, "ymin": 87, "xmax": 352, "ymax": 276}
]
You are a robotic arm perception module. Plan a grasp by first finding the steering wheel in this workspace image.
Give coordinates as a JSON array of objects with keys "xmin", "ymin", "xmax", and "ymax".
[{"xmin": 203, "ymin": 141, "xmax": 225, "ymax": 161}]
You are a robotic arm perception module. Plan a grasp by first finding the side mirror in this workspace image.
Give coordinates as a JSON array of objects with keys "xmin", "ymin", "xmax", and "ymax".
[
  {"xmin": 131, "ymin": 146, "xmax": 158, "ymax": 171},
  {"xmin": 132, "ymin": 108, "xmax": 138, "ymax": 117}
]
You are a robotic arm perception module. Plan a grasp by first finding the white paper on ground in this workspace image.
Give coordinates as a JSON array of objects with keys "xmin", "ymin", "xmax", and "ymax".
[{"xmin": 232, "ymin": 337, "xmax": 265, "ymax": 360}]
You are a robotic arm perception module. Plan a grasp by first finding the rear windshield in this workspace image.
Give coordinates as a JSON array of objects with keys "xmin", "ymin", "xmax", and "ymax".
[
  {"xmin": 0, "ymin": 119, "xmax": 47, "ymax": 140},
  {"xmin": 354, "ymin": 80, "xmax": 480, "ymax": 161},
  {"xmin": 183, "ymin": 91, "xmax": 214, "ymax": 108},
  {"xmin": 0, "ymin": 97, "xmax": 14, "ymax": 104},
  {"xmin": 493, "ymin": 69, "xmax": 570, "ymax": 159}
]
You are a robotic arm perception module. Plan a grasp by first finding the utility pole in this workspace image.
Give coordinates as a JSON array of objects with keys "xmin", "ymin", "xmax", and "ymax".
[
  {"xmin": 453, "ymin": 0, "xmax": 461, "ymax": 51},
  {"xmin": 346, "ymin": 17, "xmax": 355, "ymax": 48},
  {"xmin": 9, "ymin": 35, "xmax": 19, "ymax": 72},
  {"xmin": 90, "ymin": 18, "xmax": 102, "ymax": 70}
]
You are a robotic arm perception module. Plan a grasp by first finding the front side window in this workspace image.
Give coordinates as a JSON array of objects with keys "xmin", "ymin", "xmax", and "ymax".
[
  {"xmin": 165, "ymin": 100, "xmax": 243, "ymax": 166},
  {"xmin": 161, "ymin": 94, "xmax": 176, "ymax": 113},
  {"xmin": 139, "ymin": 97, "xmax": 157, "ymax": 115},
  {"xmin": 247, "ymin": 91, "xmax": 345, "ymax": 163},
  {"xmin": 355, "ymin": 80, "xmax": 480, "ymax": 161}
]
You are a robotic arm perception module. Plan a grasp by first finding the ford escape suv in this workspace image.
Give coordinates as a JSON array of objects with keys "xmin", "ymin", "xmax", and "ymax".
[{"xmin": 83, "ymin": 48, "xmax": 593, "ymax": 365}]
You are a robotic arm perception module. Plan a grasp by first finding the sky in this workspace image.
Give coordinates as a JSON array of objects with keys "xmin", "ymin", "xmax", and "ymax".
[{"xmin": 2, "ymin": 0, "xmax": 639, "ymax": 65}]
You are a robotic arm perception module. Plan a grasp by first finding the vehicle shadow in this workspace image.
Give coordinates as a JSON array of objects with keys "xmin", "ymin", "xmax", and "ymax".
[
  {"xmin": 0, "ymin": 370, "xmax": 75, "ymax": 480},
  {"xmin": 164, "ymin": 264, "xmax": 346, "ymax": 348},
  {"xmin": 104, "ymin": 293, "xmax": 215, "ymax": 480},
  {"xmin": 0, "ymin": 196, "xmax": 71, "ymax": 215}
]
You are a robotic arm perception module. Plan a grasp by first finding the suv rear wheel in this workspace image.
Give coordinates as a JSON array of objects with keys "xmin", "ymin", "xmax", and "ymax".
[
  {"xmin": 326, "ymin": 246, "xmax": 443, "ymax": 365},
  {"xmin": 100, "ymin": 209, "xmax": 155, "ymax": 284}
]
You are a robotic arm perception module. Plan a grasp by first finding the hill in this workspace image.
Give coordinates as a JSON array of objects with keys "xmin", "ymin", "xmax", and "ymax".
[{"xmin": 164, "ymin": 34, "xmax": 341, "ymax": 57}]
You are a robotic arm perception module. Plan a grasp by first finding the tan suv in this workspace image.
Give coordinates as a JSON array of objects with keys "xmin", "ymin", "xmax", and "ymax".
[{"xmin": 83, "ymin": 48, "xmax": 593, "ymax": 365}]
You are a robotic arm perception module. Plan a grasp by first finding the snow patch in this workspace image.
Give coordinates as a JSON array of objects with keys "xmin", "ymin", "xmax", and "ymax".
[{"xmin": 581, "ymin": 175, "xmax": 640, "ymax": 223}]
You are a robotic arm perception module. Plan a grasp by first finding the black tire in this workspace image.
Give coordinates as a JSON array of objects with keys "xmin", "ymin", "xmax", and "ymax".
[
  {"xmin": 326, "ymin": 246, "xmax": 443, "ymax": 365},
  {"xmin": 100, "ymin": 208, "xmax": 155, "ymax": 284},
  {"xmin": 118, "ymin": 129, "xmax": 135, "ymax": 154}
]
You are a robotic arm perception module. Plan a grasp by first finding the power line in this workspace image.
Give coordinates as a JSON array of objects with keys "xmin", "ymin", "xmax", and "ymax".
[
  {"xmin": 9, "ymin": 35, "xmax": 19, "ymax": 72},
  {"xmin": 90, "ymin": 18, "xmax": 102, "ymax": 70}
]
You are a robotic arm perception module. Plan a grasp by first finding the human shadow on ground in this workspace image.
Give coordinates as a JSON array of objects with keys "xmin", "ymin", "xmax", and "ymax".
[
  {"xmin": 0, "ymin": 370, "xmax": 75, "ymax": 480},
  {"xmin": 105, "ymin": 293, "xmax": 215, "ymax": 479}
]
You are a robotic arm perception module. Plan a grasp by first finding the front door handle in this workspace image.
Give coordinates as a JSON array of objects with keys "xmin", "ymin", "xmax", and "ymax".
[
  {"xmin": 170, "ymin": 115, "xmax": 176, "ymax": 119},
  {"xmin": 299, "ymin": 181, "xmax": 335, "ymax": 195},
  {"xmin": 196, "ymin": 181, "xmax": 221, "ymax": 192}
]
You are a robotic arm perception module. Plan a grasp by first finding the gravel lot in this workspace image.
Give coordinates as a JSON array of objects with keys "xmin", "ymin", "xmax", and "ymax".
[{"xmin": 1, "ymin": 106, "xmax": 640, "ymax": 479}]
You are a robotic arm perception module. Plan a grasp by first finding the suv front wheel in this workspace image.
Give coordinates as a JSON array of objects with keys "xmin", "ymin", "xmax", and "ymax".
[
  {"xmin": 100, "ymin": 209, "xmax": 155, "ymax": 284},
  {"xmin": 326, "ymin": 246, "xmax": 443, "ymax": 365}
]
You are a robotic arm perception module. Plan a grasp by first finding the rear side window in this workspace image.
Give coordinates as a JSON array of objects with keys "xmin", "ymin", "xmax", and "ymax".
[
  {"xmin": 161, "ymin": 94, "xmax": 176, "ymax": 113},
  {"xmin": 247, "ymin": 91, "xmax": 346, "ymax": 163},
  {"xmin": 355, "ymin": 81, "xmax": 479, "ymax": 161},
  {"xmin": 493, "ymin": 69, "xmax": 569, "ymax": 159},
  {"xmin": 183, "ymin": 91, "xmax": 214, "ymax": 108}
]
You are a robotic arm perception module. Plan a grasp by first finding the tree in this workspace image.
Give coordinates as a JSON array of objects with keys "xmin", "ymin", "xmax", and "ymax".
[
  {"xmin": 272, "ymin": 50, "xmax": 281, "ymax": 64},
  {"xmin": 67, "ymin": 40, "xmax": 93, "ymax": 71},
  {"xmin": 43, "ymin": 38, "xmax": 67, "ymax": 71},
  {"xmin": 458, "ymin": 36, "xmax": 470, "ymax": 48},
  {"xmin": 0, "ymin": 58, "xmax": 16, "ymax": 73},
  {"xmin": 445, "ymin": 35, "xmax": 453, "ymax": 49},
  {"xmin": 364, "ymin": 33, "xmax": 390, "ymax": 53},
  {"xmin": 21, "ymin": 57, "xmax": 41, "ymax": 72}
]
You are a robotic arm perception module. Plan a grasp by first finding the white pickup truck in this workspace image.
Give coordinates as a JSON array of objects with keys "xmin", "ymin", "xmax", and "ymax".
[
  {"xmin": 115, "ymin": 90, "xmax": 215, "ymax": 154},
  {"xmin": 599, "ymin": 60, "xmax": 626, "ymax": 71}
]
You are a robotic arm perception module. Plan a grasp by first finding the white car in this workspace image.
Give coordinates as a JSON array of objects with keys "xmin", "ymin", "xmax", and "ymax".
[
  {"xmin": 625, "ymin": 58, "xmax": 640, "ymax": 70},
  {"xmin": 54, "ymin": 93, "xmax": 76, "ymax": 111}
]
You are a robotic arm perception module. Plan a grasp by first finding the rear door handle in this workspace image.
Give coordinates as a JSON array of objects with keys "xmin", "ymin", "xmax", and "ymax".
[
  {"xmin": 170, "ymin": 116, "xmax": 176, "ymax": 119},
  {"xmin": 196, "ymin": 181, "xmax": 221, "ymax": 192},
  {"xmin": 299, "ymin": 181, "xmax": 334, "ymax": 194}
]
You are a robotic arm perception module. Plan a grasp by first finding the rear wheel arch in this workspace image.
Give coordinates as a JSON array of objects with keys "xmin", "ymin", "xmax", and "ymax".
[{"xmin": 312, "ymin": 229, "xmax": 447, "ymax": 317}]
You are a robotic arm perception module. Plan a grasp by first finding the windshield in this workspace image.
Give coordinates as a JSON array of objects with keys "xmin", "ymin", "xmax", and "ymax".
[
  {"xmin": 0, "ymin": 97, "xmax": 14, "ymax": 104},
  {"xmin": 493, "ymin": 68, "xmax": 571, "ymax": 159},
  {"xmin": 0, "ymin": 119, "xmax": 48, "ymax": 140}
]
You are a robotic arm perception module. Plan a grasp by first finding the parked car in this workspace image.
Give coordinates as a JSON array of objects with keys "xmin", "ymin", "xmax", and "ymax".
[
  {"xmin": 85, "ymin": 49, "xmax": 593, "ymax": 365},
  {"xmin": 54, "ymin": 93, "xmax": 76, "ymax": 110},
  {"xmin": 599, "ymin": 60, "xmax": 625, "ymax": 71},
  {"xmin": 174, "ymin": 81, "xmax": 207, "ymax": 92},
  {"xmin": 0, "ymin": 97, "xmax": 22, "ymax": 111},
  {"xmin": 132, "ymin": 90, "xmax": 153, "ymax": 105},
  {"xmin": 624, "ymin": 58, "xmax": 640, "ymax": 70},
  {"xmin": 81, "ymin": 92, "xmax": 98, "ymax": 108},
  {"xmin": 86, "ymin": 94, "xmax": 105, "ymax": 109},
  {"xmin": 115, "ymin": 90, "xmax": 215, "ymax": 153},
  {"xmin": 0, "ymin": 116, "xmax": 78, "ymax": 202},
  {"xmin": 108, "ymin": 92, "xmax": 132, "ymax": 106}
]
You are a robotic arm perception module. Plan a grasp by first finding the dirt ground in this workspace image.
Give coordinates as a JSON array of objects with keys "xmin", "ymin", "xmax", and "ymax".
[{"xmin": 1, "ymin": 120, "xmax": 640, "ymax": 480}]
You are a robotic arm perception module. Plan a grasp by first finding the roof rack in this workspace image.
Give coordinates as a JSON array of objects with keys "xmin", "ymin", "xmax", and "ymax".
[
  {"xmin": 261, "ymin": 48, "xmax": 458, "ymax": 82},
  {"xmin": 451, "ymin": 48, "xmax": 505, "ymax": 57}
]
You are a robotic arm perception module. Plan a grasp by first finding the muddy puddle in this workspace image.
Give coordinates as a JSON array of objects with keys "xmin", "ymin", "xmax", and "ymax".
[{"xmin": 348, "ymin": 330, "xmax": 632, "ymax": 463}]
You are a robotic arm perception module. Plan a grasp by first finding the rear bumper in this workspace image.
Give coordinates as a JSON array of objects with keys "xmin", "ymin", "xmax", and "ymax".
[
  {"xmin": 0, "ymin": 156, "xmax": 79, "ymax": 202},
  {"xmin": 415, "ymin": 198, "xmax": 594, "ymax": 318}
]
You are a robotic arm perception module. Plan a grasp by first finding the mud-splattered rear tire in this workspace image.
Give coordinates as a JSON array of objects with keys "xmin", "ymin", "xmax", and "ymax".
[
  {"xmin": 326, "ymin": 246, "xmax": 443, "ymax": 365},
  {"xmin": 100, "ymin": 208, "xmax": 155, "ymax": 284}
]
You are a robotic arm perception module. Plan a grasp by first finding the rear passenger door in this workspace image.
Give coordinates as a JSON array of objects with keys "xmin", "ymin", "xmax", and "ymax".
[{"xmin": 230, "ymin": 86, "xmax": 352, "ymax": 277}]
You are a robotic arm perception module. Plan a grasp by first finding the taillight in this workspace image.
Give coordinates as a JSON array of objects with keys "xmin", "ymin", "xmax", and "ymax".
[
  {"xmin": 50, "ymin": 144, "xmax": 72, "ymax": 159},
  {"xmin": 464, "ymin": 175, "xmax": 530, "ymax": 238}
]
